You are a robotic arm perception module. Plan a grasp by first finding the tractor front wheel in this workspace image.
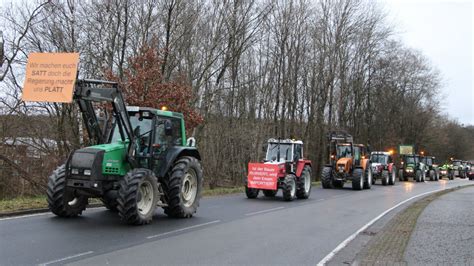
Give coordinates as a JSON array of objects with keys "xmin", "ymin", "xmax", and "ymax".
[
  {"xmin": 352, "ymin": 168, "xmax": 364, "ymax": 190},
  {"xmin": 282, "ymin": 175, "xmax": 296, "ymax": 201},
  {"xmin": 321, "ymin": 167, "xmax": 334, "ymax": 189},
  {"xmin": 47, "ymin": 164, "xmax": 88, "ymax": 217},
  {"xmin": 296, "ymin": 166, "xmax": 311, "ymax": 199},
  {"xmin": 363, "ymin": 166, "xmax": 372, "ymax": 189},
  {"xmin": 117, "ymin": 168, "xmax": 159, "ymax": 225},
  {"xmin": 429, "ymin": 170, "xmax": 435, "ymax": 181},
  {"xmin": 163, "ymin": 156, "xmax": 203, "ymax": 218}
]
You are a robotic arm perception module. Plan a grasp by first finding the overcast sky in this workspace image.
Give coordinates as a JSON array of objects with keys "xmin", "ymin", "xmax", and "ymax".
[{"xmin": 382, "ymin": 0, "xmax": 473, "ymax": 125}]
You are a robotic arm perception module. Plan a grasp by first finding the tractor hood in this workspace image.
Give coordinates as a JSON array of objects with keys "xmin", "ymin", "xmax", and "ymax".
[
  {"xmin": 336, "ymin": 157, "xmax": 352, "ymax": 173},
  {"xmin": 69, "ymin": 141, "xmax": 129, "ymax": 179}
]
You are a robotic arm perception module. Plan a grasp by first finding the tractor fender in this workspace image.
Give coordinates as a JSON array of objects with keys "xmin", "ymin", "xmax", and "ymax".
[
  {"xmin": 296, "ymin": 160, "xmax": 311, "ymax": 177},
  {"xmin": 360, "ymin": 159, "xmax": 370, "ymax": 171},
  {"xmin": 158, "ymin": 146, "xmax": 201, "ymax": 178}
]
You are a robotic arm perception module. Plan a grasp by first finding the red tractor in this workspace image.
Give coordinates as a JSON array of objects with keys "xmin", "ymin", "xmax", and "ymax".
[
  {"xmin": 245, "ymin": 138, "xmax": 312, "ymax": 201},
  {"xmin": 370, "ymin": 151, "xmax": 396, "ymax": 186}
]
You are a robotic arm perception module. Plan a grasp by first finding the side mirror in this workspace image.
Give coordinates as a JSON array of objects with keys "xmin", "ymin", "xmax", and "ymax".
[
  {"xmin": 164, "ymin": 120, "xmax": 173, "ymax": 136},
  {"xmin": 262, "ymin": 144, "xmax": 267, "ymax": 153},
  {"xmin": 187, "ymin": 137, "xmax": 196, "ymax": 147}
]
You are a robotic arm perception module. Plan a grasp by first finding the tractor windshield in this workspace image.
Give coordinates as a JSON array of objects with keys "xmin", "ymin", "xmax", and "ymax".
[
  {"xmin": 426, "ymin": 158, "xmax": 433, "ymax": 166},
  {"xmin": 405, "ymin": 156, "xmax": 415, "ymax": 164},
  {"xmin": 266, "ymin": 143, "xmax": 292, "ymax": 162},
  {"xmin": 453, "ymin": 161, "xmax": 461, "ymax": 166},
  {"xmin": 111, "ymin": 114, "xmax": 152, "ymax": 145},
  {"xmin": 371, "ymin": 154, "xmax": 387, "ymax": 164},
  {"xmin": 336, "ymin": 145, "xmax": 352, "ymax": 158}
]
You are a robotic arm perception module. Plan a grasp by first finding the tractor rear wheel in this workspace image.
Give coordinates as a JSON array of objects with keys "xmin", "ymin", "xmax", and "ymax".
[
  {"xmin": 429, "ymin": 170, "xmax": 435, "ymax": 181},
  {"xmin": 245, "ymin": 186, "xmax": 259, "ymax": 198},
  {"xmin": 321, "ymin": 167, "xmax": 334, "ymax": 189},
  {"xmin": 262, "ymin": 189, "xmax": 277, "ymax": 197},
  {"xmin": 163, "ymin": 156, "xmax": 203, "ymax": 218},
  {"xmin": 282, "ymin": 175, "xmax": 296, "ymax": 201},
  {"xmin": 382, "ymin": 170, "xmax": 389, "ymax": 186},
  {"xmin": 415, "ymin": 170, "xmax": 422, "ymax": 182},
  {"xmin": 117, "ymin": 168, "xmax": 159, "ymax": 225},
  {"xmin": 389, "ymin": 168, "xmax": 396, "ymax": 185},
  {"xmin": 47, "ymin": 164, "xmax": 88, "ymax": 217},
  {"xmin": 363, "ymin": 166, "xmax": 372, "ymax": 189},
  {"xmin": 296, "ymin": 166, "xmax": 311, "ymax": 199},
  {"xmin": 399, "ymin": 169, "xmax": 404, "ymax": 182},
  {"xmin": 352, "ymin": 168, "xmax": 364, "ymax": 190}
]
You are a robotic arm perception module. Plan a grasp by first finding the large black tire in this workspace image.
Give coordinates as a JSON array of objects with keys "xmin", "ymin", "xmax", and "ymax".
[
  {"xmin": 282, "ymin": 175, "xmax": 296, "ymax": 201},
  {"xmin": 381, "ymin": 170, "xmax": 389, "ymax": 186},
  {"xmin": 415, "ymin": 170, "xmax": 422, "ymax": 182},
  {"xmin": 352, "ymin": 168, "xmax": 364, "ymax": 190},
  {"xmin": 429, "ymin": 170, "xmax": 435, "ymax": 181},
  {"xmin": 389, "ymin": 167, "xmax": 396, "ymax": 185},
  {"xmin": 262, "ymin": 189, "xmax": 277, "ymax": 197},
  {"xmin": 47, "ymin": 164, "xmax": 88, "ymax": 217},
  {"xmin": 363, "ymin": 165, "xmax": 372, "ymax": 189},
  {"xmin": 163, "ymin": 156, "xmax": 203, "ymax": 218},
  {"xmin": 399, "ymin": 169, "xmax": 404, "ymax": 182},
  {"xmin": 246, "ymin": 186, "xmax": 259, "ymax": 198},
  {"xmin": 321, "ymin": 167, "xmax": 334, "ymax": 189},
  {"xmin": 296, "ymin": 166, "xmax": 312, "ymax": 199},
  {"xmin": 117, "ymin": 168, "xmax": 159, "ymax": 225}
]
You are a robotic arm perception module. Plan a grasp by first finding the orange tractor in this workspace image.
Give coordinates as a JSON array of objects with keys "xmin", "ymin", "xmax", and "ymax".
[{"xmin": 321, "ymin": 131, "xmax": 372, "ymax": 190}]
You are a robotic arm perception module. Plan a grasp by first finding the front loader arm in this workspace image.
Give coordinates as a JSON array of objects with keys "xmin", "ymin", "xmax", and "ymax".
[{"xmin": 74, "ymin": 79, "xmax": 137, "ymax": 167}]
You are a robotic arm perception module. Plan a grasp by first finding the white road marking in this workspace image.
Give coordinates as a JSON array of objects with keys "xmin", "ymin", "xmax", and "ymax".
[
  {"xmin": 0, "ymin": 212, "xmax": 52, "ymax": 221},
  {"xmin": 0, "ymin": 207, "xmax": 105, "ymax": 221},
  {"xmin": 39, "ymin": 251, "xmax": 94, "ymax": 266},
  {"xmin": 316, "ymin": 187, "xmax": 452, "ymax": 266},
  {"xmin": 245, "ymin": 206, "xmax": 285, "ymax": 216},
  {"xmin": 146, "ymin": 220, "xmax": 221, "ymax": 239}
]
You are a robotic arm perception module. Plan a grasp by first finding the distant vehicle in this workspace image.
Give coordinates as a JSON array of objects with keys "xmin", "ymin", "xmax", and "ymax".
[
  {"xmin": 420, "ymin": 156, "xmax": 440, "ymax": 181},
  {"xmin": 467, "ymin": 162, "xmax": 474, "ymax": 180},
  {"xmin": 245, "ymin": 138, "xmax": 312, "ymax": 201},
  {"xmin": 370, "ymin": 151, "xmax": 396, "ymax": 186},
  {"xmin": 398, "ymin": 154, "xmax": 426, "ymax": 182},
  {"xmin": 451, "ymin": 159, "xmax": 466, "ymax": 178},
  {"xmin": 439, "ymin": 163, "xmax": 450, "ymax": 179}
]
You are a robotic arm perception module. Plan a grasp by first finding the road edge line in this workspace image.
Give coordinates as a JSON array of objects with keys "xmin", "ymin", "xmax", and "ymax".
[{"xmin": 39, "ymin": 251, "xmax": 94, "ymax": 266}]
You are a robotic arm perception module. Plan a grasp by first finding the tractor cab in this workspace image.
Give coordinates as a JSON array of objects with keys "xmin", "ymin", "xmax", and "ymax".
[{"xmin": 265, "ymin": 138, "xmax": 303, "ymax": 163}]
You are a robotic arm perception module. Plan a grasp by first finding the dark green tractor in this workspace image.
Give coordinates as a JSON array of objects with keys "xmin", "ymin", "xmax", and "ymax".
[
  {"xmin": 398, "ymin": 154, "xmax": 425, "ymax": 182},
  {"xmin": 420, "ymin": 156, "xmax": 440, "ymax": 181},
  {"xmin": 47, "ymin": 80, "xmax": 203, "ymax": 225}
]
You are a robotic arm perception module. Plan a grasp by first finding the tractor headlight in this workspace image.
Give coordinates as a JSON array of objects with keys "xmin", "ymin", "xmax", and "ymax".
[
  {"xmin": 84, "ymin": 169, "xmax": 92, "ymax": 176},
  {"xmin": 406, "ymin": 168, "xmax": 413, "ymax": 173},
  {"xmin": 71, "ymin": 168, "xmax": 79, "ymax": 175}
]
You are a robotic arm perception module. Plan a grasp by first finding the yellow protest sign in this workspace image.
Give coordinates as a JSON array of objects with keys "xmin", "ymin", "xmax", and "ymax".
[{"xmin": 22, "ymin": 53, "xmax": 79, "ymax": 103}]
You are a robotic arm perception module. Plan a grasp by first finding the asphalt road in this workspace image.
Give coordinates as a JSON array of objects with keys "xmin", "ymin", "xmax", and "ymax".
[{"xmin": 0, "ymin": 178, "xmax": 471, "ymax": 265}]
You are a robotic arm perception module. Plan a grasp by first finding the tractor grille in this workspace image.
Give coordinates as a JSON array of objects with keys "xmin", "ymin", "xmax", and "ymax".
[{"xmin": 105, "ymin": 167, "xmax": 119, "ymax": 174}]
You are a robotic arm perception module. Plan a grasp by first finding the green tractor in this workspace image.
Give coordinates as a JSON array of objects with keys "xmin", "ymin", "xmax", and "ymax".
[
  {"xmin": 47, "ymin": 80, "xmax": 203, "ymax": 225},
  {"xmin": 439, "ymin": 163, "xmax": 450, "ymax": 180},
  {"xmin": 420, "ymin": 156, "xmax": 440, "ymax": 181},
  {"xmin": 398, "ymin": 154, "xmax": 426, "ymax": 182}
]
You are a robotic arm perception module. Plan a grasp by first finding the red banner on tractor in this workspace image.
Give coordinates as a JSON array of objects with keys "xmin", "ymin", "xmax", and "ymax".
[{"xmin": 247, "ymin": 163, "xmax": 280, "ymax": 190}]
